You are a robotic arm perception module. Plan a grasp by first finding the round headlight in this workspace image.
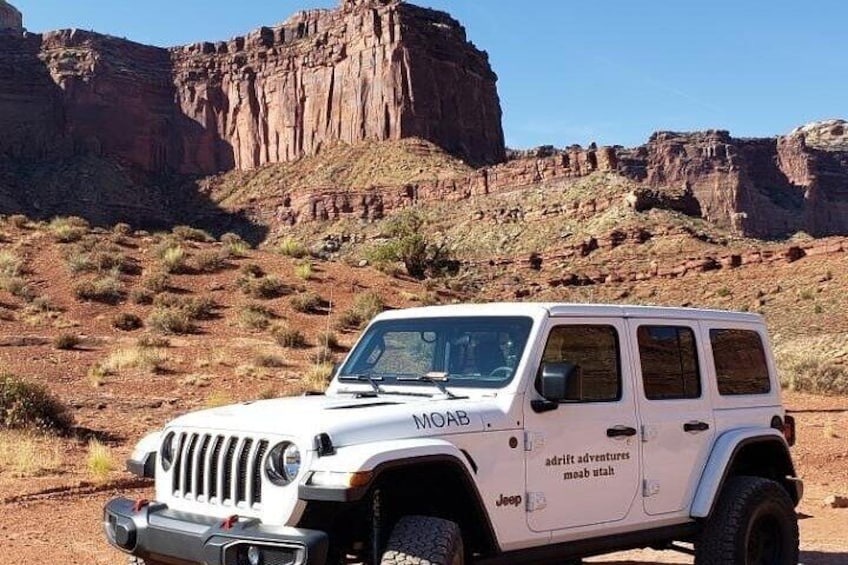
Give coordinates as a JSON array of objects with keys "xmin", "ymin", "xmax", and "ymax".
[
  {"xmin": 265, "ymin": 442, "xmax": 301, "ymax": 486},
  {"xmin": 160, "ymin": 432, "xmax": 178, "ymax": 471}
]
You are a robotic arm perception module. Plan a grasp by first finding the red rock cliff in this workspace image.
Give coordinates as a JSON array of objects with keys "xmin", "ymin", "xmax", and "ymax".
[{"xmin": 0, "ymin": 0, "xmax": 504, "ymax": 176}]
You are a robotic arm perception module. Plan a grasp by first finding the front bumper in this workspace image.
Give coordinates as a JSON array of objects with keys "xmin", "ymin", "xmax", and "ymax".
[{"xmin": 104, "ymin": 497, "xmax": 328, "ymax": 565}]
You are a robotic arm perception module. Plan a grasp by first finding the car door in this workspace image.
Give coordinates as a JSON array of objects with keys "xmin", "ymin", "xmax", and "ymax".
[
  {"xmin": 628, "ymin": 319, "xmax": 716, "ymax": 516},
  {"xmin": 524, "ymin": 318, "xmax": 640, "ymax": 532}
]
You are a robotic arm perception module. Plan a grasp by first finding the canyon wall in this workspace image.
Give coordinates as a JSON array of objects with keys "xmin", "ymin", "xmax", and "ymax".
[{"xmin": 0, "ymin": 0, "xmax": 504, "ymax": 178}]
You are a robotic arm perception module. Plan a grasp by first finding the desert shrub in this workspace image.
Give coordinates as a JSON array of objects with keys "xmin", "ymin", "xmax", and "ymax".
[
  {"xmin": 112, "ymin": 222, "xmax": 133, "ymax": 236},
  {"xmin": 130, "ymin": 288, "xmax": 154, "ymax": 305},
  {"xmin": 141, "ymin": 272, "xmax": 171, "ymax": 294},
  {"xmin": 253, "ymin": 353, "xmax": 286, "ymax": 368},
  {"xmin": 153, "ymin": 294, "xmax": 216, "ymax": 320},
  {"xmin": 137, "ymin": 335, "xmax": 170, "ymax": 348},
  {"xmin": 277, "ymin": 237, "xmax": 309, "ymax": 259},
  {"xmin": 0, "ymin": 374, "xmax": 72, "ymax": 432},
  {"xmin": 221, "ymin": 233, "xmax": 251, "ymax": 257},
  {"xmin": 52, "ymin": 333, "xmax": 80, "ymax": 350},
  {"xmin": 49, "ymin": 217, "xmax": 88, "ymax": 243},
  {"xmin": 239, "ymin": 274, "xmax": 290, "ymax": 299},
  {"xmin": 67, "ymin": 248, "xmax": 134, "ymax": 274},
  {"xmin": 368, "ymin": 210, "xmax": 458, "ymax": 279},
  {"xmin": 193, "ymin": 250, "xmax": 228, "ymax": 273},
  {"xmin": 147, "ymin": 307, "xmax": 196, "ymax": 335},
  {"xmin": 112, "ymin": 312, "xmax": 143, "ymax": 331},
  {"xmin": 304, "ymin": 363, "xmax": 335, "ymax": 391},
  {"xmin": 295, "ymin": 261, "xmax": 313, "ymax": 281},
  {"xmin": 237, "ymin": 303, "xmax": 275, "ymax": 330},
  {"xmin": 290, "ymin": 291, "xmax": 323, "ymax": 314},
  {"xmin": 777, "ymin": 351, "xmax": 848, "ymax": 395},
  {"xmin": 28, "ymin": 295, "xmax": 58, "ymax": 314},
  {"xmin": 0, "ymin": 275, "xmax": 35, "ymax": 301},
  {"xmin": 317, "ymin": 331, "xmax": 340, "ymax": 351},
  {"xmin": 87, "ymin": 439, "xmax": 115, "ymax": 481},
  {"xmin": 0, "ymin": 251, "xmax": 23, "ymax": 277},
  {"xmin": 8, "ymin": 214, "xmax": 28, "ymax": 229},
  {"xmin": 272, "ymin": 325, "xmax": 307, "ymax": 349},
  {"xmin": 0, "ymin": 431, "xmax": 63, "ymax": 477},
  {"xmin": 336, "ymin": 291, "xmax": 385, "ymax": 329},
  {"xmin": 100, "ymin": 346, "xmax": 169, "ymax": 374},
  {"xmin": 173, "ymin": 225, "xmax": 213, "ymax": 242},
  {"xmin": 73, "ymin": 276, "xmax": 124, "ymax": 304},
  {"xmin": 160, "ymin": 246, "xmax": 188, "ymax": 274},
  {"xmin": 240, "ymin": 263, "xmax": 265, "ymax": 278}
]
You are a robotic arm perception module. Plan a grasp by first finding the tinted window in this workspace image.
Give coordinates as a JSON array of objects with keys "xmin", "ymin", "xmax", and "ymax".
[
  {"xmin": 710, "ymin": 329, "xmax": 771, "ymax": 395},
  {"xmin": 638, "ymin": 326, "xmax": 701, "ymax": 400},
  {"xmin": 540, "ymin": 325, "xmax": 621, "ymax": 402}
]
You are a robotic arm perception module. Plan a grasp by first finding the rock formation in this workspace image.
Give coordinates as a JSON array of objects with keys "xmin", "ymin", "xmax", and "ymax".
[
  {"xmin": 616, "ymin": 125, "xmax": 848, "ymax": 238},
  {"xmin": 0, "ymin": 1, "xmax": 22, "ymax": 32},
  {"xmin": 0, "ymin": 0, "xmax": 503, "ymax": 179}
]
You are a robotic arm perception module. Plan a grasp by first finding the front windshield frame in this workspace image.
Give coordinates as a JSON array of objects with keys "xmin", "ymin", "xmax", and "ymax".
[{"xmin": 337, "ymin": 316, "xmax": 534, "ymax": 390}]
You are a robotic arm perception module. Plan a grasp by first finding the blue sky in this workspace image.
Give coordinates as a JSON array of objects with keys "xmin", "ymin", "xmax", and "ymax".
[{"xmin": 13, "ymin": 0, "xmax": 847, "ymax": 149}]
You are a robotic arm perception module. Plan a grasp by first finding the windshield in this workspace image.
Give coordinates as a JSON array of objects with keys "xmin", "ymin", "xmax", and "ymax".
[{"xmin": 338, "ymin": 316, "xmax": 534, "ymax": 389}]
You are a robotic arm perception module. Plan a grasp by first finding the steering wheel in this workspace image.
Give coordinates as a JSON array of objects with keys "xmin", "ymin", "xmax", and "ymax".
[{"xmin": 487, "ymin": 366, "xmax": 513, "ymax": 379}]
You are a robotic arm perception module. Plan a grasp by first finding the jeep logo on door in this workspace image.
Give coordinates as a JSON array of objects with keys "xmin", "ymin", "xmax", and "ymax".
[
  {"xmin": 412, "ymin": 410, "xmax": 471, "ymax": 430},
  {"xmin": 496, "ymin": 493, "xmax": 523, "ymax": 508}
]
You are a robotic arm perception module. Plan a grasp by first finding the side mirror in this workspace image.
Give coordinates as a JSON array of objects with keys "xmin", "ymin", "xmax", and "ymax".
[{"xmin": 533, "ymin": 362, "xmax": 580, "ymax": 413}]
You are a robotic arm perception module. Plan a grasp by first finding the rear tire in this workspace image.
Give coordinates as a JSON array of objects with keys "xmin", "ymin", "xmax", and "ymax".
[
  {"xmin": 380, "ymin": 515, "xmax": 464, "ymax": 565},
  {"xmin": 695, "ymin": 476, "xmax": 799, "ymax": 565}
]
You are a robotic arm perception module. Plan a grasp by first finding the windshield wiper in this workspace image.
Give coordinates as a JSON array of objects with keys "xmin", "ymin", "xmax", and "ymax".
[
  {"xmin": 338, "ymin": 374, "xmax": 384, "ymax": 395},
  {"xmin": 397, "ymin": 372, "xmax": 466, "ymax": 399}
]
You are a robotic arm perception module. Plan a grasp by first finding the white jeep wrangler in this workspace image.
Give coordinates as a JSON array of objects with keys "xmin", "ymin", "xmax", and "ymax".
[{"xmin": 105, "ymin": 303, "xmax": 802, "ymax": 565}]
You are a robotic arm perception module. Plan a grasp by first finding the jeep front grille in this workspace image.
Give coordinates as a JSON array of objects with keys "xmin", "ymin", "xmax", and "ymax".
[{"xmin": 171, "ymin": 432, "xmax": 269, "ymax": 507}]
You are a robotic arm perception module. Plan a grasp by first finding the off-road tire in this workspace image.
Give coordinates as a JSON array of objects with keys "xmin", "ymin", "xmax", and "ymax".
[
  {"xmin": 695, "ymin": 476, "xmax": 799, "ymax": 565},
  {"xmin": 380, "ymin": 515, "xmax": 464, "ymax": 565}
]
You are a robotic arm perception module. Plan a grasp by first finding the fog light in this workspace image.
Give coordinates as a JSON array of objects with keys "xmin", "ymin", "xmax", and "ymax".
[{"xmin": 247, "ymin": 545, "xmax": 262, "ymax": 565}]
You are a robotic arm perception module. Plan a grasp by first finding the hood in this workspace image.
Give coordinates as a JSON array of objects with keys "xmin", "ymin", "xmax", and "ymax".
[{"xmin": 168, "ymin": 393, "xmax": 500, "ymax": 448}]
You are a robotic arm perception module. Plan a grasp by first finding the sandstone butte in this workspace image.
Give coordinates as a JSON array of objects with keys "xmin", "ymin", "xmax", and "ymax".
[
  {"xmin": 0, "ymin": 0, "xmax": 847, "ymax": 240},
  {"xmin": 0, "ymin": 0, "xmax": 504, "ymax": 174}
]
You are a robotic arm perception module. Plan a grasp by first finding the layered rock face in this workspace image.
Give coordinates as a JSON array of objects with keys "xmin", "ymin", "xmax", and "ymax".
[
  {"xmin": 616, "ymin": 126, "xmax": 848, "ymax": 238},
  {"xmin": 0, "ymin": 0, "xmax": 503, "ymax": 180},
  {"xmin": 0, "ymin": 1, "xmax": 22, "ymax": 32}
]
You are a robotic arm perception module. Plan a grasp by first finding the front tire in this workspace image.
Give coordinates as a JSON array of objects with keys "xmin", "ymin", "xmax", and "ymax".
[
  {"xmin": 695, "ymin": 476, "xmax": 799, "ymax": 565},
  {"xmin": 380, "ymin": 515, "xmax": 464, "ymax": 565}
]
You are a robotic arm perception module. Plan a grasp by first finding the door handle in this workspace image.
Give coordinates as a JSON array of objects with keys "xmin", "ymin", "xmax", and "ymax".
[
  {"xmin": 684, "ymin": 421, "xmax": 710, "ymax": 433},
  {"xmin": 607, "ymin": 426, "xmax": 637, "ymax": 438}
]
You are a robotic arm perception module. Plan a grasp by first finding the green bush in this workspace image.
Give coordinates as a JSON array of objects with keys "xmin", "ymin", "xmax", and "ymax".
[
  {"xmin": 0, "ymin": 374, "xmax": 72, "ymax": 432},
  {"xmin": 368, "ymin": 210, "xmax": 458, "ymax": 279},
  {"xmin": 295, "ymin": 262, "xmax": 313, "ymax": 281}
]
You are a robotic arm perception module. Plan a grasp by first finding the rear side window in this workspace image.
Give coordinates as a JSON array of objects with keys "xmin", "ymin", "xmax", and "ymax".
[
  {"xmin": 710, "ymin": 329, "xmax": 771, "ymax": 395},
  {"xmin": 540, "ymin": 325, "xmax": 621, "ymax": 402},
  {"xmin": 638, "ymin": 326, "xmax": 701, "ymax": 400}
]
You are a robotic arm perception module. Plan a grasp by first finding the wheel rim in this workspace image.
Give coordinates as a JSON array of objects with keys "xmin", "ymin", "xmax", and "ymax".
[{"xmin": 746, "ymin": 513, "xmax": 782, "ymax": 565}]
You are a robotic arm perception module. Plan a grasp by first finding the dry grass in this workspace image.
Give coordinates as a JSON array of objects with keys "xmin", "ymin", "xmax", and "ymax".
[
  {"xmin": 295, "ymin": 261, "xmax": 314, "ymax": 281},
  {"xmin": 272, "ymin": 325, "xmax": 307, "ymax": 348},
  {"xmin": 0, "ymin": 431, "xmax": 63, "ymax": 478},
  {"xmin": 52, "ymin": 333, "xmax": 81, "ymax": 350},
  {"xmin": 290, "ymin": 291, "xmax": 323, "ymax": 314},
  {"xmin": 776, "ymin": 336, "xmax": 848, "ymax": 395},
  {"xmin": 237, "ymin": 303, "xmax": 275, "ymax": 330},
  {"xmin": 205, "ymin": 391, "xmax": 234, "ymax": 408},
  {"xmin": 278, "ymin": 237, "xmax": 309, "ymax": 259},
  {"xmin": 86, "ymin": 439, "xmax": 114, "ymax": 482},
  {"xmin": 305, "ymin": 363, "xmax": 335, "ymax": 392},
  {"xmin": 99, "ymin": 346, "xmax": 169, "ymax": 375}
]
